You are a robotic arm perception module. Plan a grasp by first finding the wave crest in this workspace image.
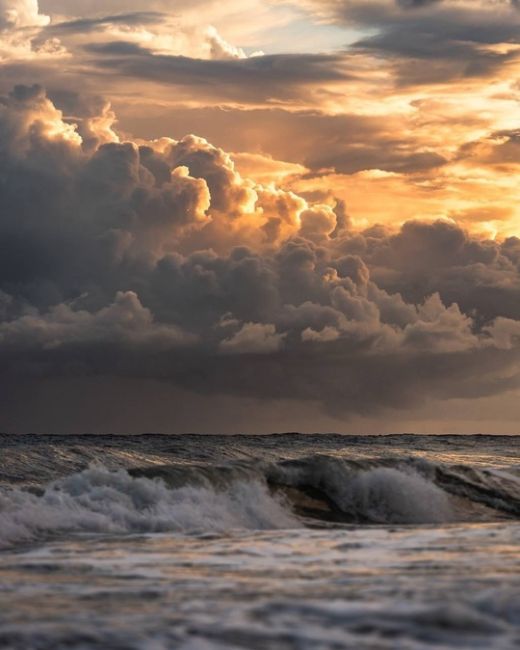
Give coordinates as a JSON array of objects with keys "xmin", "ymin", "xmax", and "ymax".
[
  {"xmin": 0, "ymin": 466, "xmax": 298, "ymax": 548},
  {"xmin": 267, "ymin": 457, "xmax": 454, "ymax": 524}
]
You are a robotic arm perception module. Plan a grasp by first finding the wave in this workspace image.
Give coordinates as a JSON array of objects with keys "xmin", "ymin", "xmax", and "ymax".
[
  {"xmin": 265, "ymin": 455, "xmax": 520, "ymax": 523},
  {"xmin": 266, "ymin": 458, "xmax": 454, "ymax": 524},
  {"xmin": 128, "ymin": 454, "xmax": 520, "ymax": 524},
  {"xmin": 0, "ymin": 466, "xmax": 298, "ymax": 549},
  {"xmin": 0, "ymin": 451, "xmax": 518, "ymax": 549}
]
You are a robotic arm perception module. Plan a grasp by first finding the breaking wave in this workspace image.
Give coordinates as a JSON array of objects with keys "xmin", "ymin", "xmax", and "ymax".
[
  {"xmin": 265, "ymin": 455, "xmax": 520, "ymax": 523},
  {"xmin": 269, "ymin": 461, "xmax": 454, "ymax": 524},
  {"xmin": 0, "ymin": 466, "xmax": 298, "ymax": 549},
  {"xmin": 1, "ymin": 448, "xmax": 519, "ymax": 549}
]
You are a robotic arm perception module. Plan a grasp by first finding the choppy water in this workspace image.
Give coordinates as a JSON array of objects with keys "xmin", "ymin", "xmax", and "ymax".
[{"xmin": 0, "ymin": 433, "xmax": 518, "ymax": 649}]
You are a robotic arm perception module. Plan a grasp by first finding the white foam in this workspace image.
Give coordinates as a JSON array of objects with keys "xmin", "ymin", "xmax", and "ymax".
[
  {"xmin": 335, "ymin": 466, "xmax": 454, "ymax": 524},
  {"xmin": 0, "ymin": 466, "xmax": 299, "ymax": 548}
]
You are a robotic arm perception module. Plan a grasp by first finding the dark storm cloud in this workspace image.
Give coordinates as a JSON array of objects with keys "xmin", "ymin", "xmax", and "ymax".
[
  {"xmin": 82, "ymin": 45, "xmax": 354, "ymax": 103},
  {"xmin": 2, "ymin": 85, "xmax": 520, "ymax": 422},
  {"xmin": 354, "ymin": 28, "xmax": 519, "ymax": 85},
  {"xmin": 309, "ymin": 0, "xmax": 520, "ymax": 84},
  {"xmin": 351, "ymin": 220, "xmax": 520, "ymax": 323}
]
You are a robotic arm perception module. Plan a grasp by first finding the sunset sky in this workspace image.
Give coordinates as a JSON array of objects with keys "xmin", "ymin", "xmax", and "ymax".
[{"xmin": 1, "ymin": 0, "xmax": 520, "ymax": 433}]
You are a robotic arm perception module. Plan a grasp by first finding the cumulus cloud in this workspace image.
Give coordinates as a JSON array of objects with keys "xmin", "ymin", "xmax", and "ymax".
[
  {"xmin": 219, "ymin": 322, "xmax": 285, "ymax": 355},
  {"xmin": 48, "ymin": 14, "xmax": 254, "ymax": 61},
  {"xmin": 0, "ymin": 0, "xmax": 268, "ymax": 84},
  {"xmin": 0, "ymin": 291, "xmax": 194, "ymax": 351},
  {"xmin": 0, "ymin": 0, "xmax": 61, "ymax": 61},
  {"xmin": 1, "ymin": 84, "xmax": 520, "ymax": 427},
  {"xmin": 0, "ymin": 0, "xmax": 517, "ymax": 247},
  {"xmin": 0, "ymin": 0, "xmax": 48, "ymax": 29}
]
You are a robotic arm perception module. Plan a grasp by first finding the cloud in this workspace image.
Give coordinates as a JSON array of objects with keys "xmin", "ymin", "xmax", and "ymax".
[
  {"xmin": 80, "ymin": 45, "xmax": 353, "ymax": 105},
  {"xmin": 0, "ymin": 0, "xmax": 48, "ymax": 29},
  {"xmin": 219, "ymin": 322, "xmax": 285, "ymax": 354},
  {"xmin": 296, "ymin": 0, "xmax": 520, "ymax": 90},
  {"xmin": 1, "ymin": 85, "xmax": 520, "ymax": 427},
  {"xmin": 0, "ymin": 1, "xmax": 269, "ymax": 96},
  {"xmin": 0, "ymin": 0, "xmax": 518, "ymax": 432},
  {"xmin": 46, "ymin": 12, "xmax": 256, "ymax": 61},
  {"xmin": 0, "ymin": 3, "xmax": 351, "ymax": 106},
  {"xmin": 0, "ymin": 0, "xmax": 61, "ymax": 61},
  {"xmin": 0, "ymin": 291, "xmax": 194, "ymax": 351},
  {"xmin": 1, "ymin": 0, "xmax": 518, "ymax": 246}
]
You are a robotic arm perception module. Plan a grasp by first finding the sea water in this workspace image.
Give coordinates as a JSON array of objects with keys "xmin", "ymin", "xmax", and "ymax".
[{"xmin": 0, "ymin": 433, "xmax": 518, "ymax": 649}]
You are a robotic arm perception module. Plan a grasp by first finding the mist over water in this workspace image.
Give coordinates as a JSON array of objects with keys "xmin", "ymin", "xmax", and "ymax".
[{"xmin": 0, "ymin": 433, "xmax": 519, "ymax": 649}]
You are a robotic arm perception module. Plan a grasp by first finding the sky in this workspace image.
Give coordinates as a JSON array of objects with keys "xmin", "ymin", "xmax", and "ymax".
[{"xmin": 1, "ymin": 0, "xmax": 520, "ymax": 434}]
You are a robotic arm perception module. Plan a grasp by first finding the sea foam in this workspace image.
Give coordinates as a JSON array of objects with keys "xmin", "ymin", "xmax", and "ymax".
[{"xmin": 0, "ymin": 466, "xmax": 298, "ymax": 548}]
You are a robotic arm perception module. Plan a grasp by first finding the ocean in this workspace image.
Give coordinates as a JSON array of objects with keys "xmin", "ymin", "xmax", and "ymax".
[{"xmin": 0, "ymin": 433, "xmax": 518, "ymax": 649}]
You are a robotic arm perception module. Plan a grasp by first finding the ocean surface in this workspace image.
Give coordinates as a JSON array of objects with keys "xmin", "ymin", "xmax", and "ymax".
[{"xmin": 0, "ymin": 432, "xmax": 518, "ymax": 649}]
